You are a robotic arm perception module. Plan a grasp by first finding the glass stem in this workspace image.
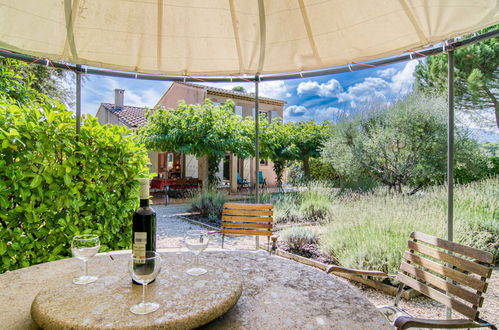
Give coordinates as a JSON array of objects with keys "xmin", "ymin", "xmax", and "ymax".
[
  {"xmin": 195, "ymin": 253, "xmax": 199, "ymax": 268},
  {"xmin": 142, "ymin": 283, "xmax": 146, "ymax": 305},
  {"xmin": 84, "ymin": 259, "xmax": 88, "ymax": 277}
]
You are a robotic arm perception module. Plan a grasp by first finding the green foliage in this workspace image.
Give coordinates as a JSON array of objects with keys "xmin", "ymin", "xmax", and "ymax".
[
  {"xmin": 0, "ymin": 100, "xmax": 149, "ymax": 273},
  {"xmin": 415, "ymin": 26, "xmax": 499, "ymax": 128},
  {"xmin": 189, "ymin": 189, "xmax": 227, "ymax": 223},
  {"xmin": 141, "ymin": 99, "xmax": 254, "ymax": 186},
  {"xmin": 260, "ymin": 118, "xmax": 297, "ymax": 186},
  {"xmin": 321, "ymin": 177, "xmax": 498, "ymax": 274},
  {"xmin": 281, "ymin": 227, "xmax": 318, "ymax": 252},
  {"xmin": 290, "ymin": 120, "xmax": 332, "ymax": 180},
  {"xmin": 322, "ymin": 92, "xmax": 487, "ymax": 193},
  {"xmin": 0, "ymin": 58, "xmax": 75, "ymax": 108}
]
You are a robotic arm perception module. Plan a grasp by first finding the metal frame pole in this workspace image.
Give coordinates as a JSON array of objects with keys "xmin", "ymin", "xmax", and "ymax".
[
  {"xmin": 76, "ymin": 65, "xmax": 82, "ymax": 135},
  {"xmin": 255, "ymin": 75, "xmax": 260, "ymax": 249},
  {"xmin": 446, "ymin": 49, "xmax": 455, "ymax": 320},
  {"xmin": 447, "ymin": 50, "xmax": 454, "ymax": 243}
]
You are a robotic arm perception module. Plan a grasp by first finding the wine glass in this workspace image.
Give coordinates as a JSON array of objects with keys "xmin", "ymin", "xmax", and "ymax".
[
  {"xmin": 128, "ymin": 251, "xmax": 162, "ymax": 315},
  {"xmin": 184, "ymin": 230, "xmax": 209, "ymax": 276},
  {"xmin": 71, "ymin": 234, "xmax": 100, "ymax": 285}
]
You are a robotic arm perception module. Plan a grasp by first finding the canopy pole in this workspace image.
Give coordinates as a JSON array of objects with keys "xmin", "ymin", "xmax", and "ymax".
[
  {"xmin": 446, "ymin": 49, "xmax": 455, "ymax": 320},
  {"xmin": 447, "ymin": 50, "xmax": 454, "ymax": 243},
  {"xmin": 255, "ymin": 75, "xmax": 260, "ymax": 249},
  {"xmin": 76, "ymin": 65, "xmax": 82, "ymax": 135}
]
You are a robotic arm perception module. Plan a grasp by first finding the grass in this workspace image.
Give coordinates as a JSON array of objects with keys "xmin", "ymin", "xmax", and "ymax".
[{"xmin": 321, "ymin": 177, "xmax": 498, "ymax": 274}]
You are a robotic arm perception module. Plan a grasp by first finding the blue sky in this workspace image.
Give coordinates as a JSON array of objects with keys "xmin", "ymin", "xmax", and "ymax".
[{"xmin": 81, "ymin": 60, "xmax": 498, "ymax": 142}]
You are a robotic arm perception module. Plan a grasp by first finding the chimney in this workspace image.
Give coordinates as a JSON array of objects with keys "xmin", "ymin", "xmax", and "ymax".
[{"xmin": 114, "ymin": 89, "xmax": 124, "ymax": 109}]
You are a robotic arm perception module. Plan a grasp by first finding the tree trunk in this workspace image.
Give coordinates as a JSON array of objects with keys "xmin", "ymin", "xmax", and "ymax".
[
  {"xmin": 483, "ymin": 86, "xmax": 498, "ymax": 129},
  {"xmin": 302, "ymin": 158, "xmax": 310, "ymax": 181}
]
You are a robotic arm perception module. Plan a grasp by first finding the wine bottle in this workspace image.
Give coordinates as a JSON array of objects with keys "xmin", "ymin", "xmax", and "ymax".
[{"xmin": 132, "ymin": 178, "xmax": 157, "ymax": 284}]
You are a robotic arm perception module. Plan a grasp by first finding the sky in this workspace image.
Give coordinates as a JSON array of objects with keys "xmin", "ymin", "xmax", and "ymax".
[{"xmin": 81, "ymin": 59, "xmax": 498, "ymax": 143}]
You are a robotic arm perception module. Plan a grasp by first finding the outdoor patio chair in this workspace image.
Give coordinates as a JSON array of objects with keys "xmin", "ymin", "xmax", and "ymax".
[
  {"xmin": 327, "ymin": 232, "xmax": 496, "ymax": 329},
  {"xmin": 258, "ymin": 171, "xmax": 266, "ymax": 189},
  {"xmin": 211, "ymin": 203, "xmax": 274, "ymax": 251},
  {"xmin": 237, "ymin": 174, "xmax": 250, "ymax": 189}
]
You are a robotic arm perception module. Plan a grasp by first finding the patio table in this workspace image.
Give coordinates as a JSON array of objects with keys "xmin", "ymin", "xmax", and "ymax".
[{"xmin": 0, "ymin": 250, "xmax": 391, "ymax": 329}]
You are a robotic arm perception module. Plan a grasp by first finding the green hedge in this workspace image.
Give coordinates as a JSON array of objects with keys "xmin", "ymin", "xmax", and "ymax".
[{"xmin": 0, "ymin": 100, "xmax": 149, "ymax": 272}]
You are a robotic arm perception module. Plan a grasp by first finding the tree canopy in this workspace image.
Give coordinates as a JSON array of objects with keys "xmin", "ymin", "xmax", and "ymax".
[
  {"xmin": 0, "ymin": 58, "xmax": 75, "ymax": 108},
  {"xmin": 322, "ymin": 92, "xmax": 487, "ymax": 193},
  {"xmin": 415, "ymin": 26, "xmax": 499, "ymax": 128},
  {"xmin": 141, "ymin": 99, "xmax": 254, "ymax": 185}
]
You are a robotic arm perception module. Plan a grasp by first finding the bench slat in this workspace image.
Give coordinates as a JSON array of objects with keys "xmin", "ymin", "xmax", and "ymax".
[
  {"xmin": 411, "ymin": 232, "xmax": 494, "ymax": 264},
  {"xmin": 400, "ymin": 262, "xmax": 483, "ymax": 307},
  {"xmin": 222, "ymin": 222, "xmax": 273, "ymax": 229},
  {"xmin": 403, "ymin": 252, "xmax": 487, "ymax": 292},
  {"xmin": 223, "ymin": 209, "xmax": 273, "ymax": 216},
  {"xmin": 224, "ymin": 203, "xmax": 273, "ymax": 210},
  {"xmin": 221, "ymin": 215, "xmax": 272, "ymax": 223},
  {"xmin": 221, "ymin": 229, "xmax": 272, "ymax": 236},
  {"xmin": 407, "ymin": 240, "xmax": 491, "ymax": 278},
  {"xmin": 397, "ymin": 272, "xmax": 479, "ymax": 320}
]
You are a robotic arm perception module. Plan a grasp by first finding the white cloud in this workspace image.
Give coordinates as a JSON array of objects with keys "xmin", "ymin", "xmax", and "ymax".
[
  {"xmin": 284, "ymin": 105, "xmax": 346, "ymax": 122},
  {"xmin": 284, "ymin": 105, "xmax": 307, "ymax": 118},
  {"xmin": 297, "ymin": 78, "xmax": 342, "ymax": 97},
  {"xmin": 338, "ymin": 77, "xmax": 390, "ymax": 108},
  {"xmin": 377, "ymin": 67, "xmax": 396, "ymax": 78},
  {"xmin": 336, "ymin": 60, "xmax": 419, "ymax": 109},
  {"xmin": 248, "ymin": 80, "xmax": 290, "ymax": 100},
  {"xmin": 390, "ymin": 60, "xmax": 418, "ymax": 95}
]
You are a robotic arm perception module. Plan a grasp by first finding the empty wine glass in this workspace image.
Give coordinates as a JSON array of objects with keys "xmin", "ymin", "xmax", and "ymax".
[
  {"xmin": 71, "ymin": 234, "xmax": 100, "ymax": 284},
  {"xmin": 184, "ymin": 230, "xmax": 209, "ymax": 276},
  {"xmin": 129, "ymin": 251, "xmax": 162, "ymax": 315}
]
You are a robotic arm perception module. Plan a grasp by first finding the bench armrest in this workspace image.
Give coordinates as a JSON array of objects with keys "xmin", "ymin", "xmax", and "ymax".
[
  {"xmin": 394, "ymin": 316, "xmax": 496, "ymax": 329},
  {"xmin": 327, "ymin": 265, "xmax": 395, "ymax": 278}
]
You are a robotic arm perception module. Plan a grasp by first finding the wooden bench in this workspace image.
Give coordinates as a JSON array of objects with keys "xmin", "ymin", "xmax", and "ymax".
[
  {"xmin": 328, "ymin": 232, "xmax": 496, "ymax": 329},
  {"xmin": 218, "ymin": 203, "xmax": 274, "ymax": 250}
]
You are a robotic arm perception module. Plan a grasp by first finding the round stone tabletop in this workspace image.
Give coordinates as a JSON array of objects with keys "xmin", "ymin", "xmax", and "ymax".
[
  {"xmin": 0, "ymin": 250, "xmax": 391, "ymax": 329},
  {"xmin": 31, "ymin": 253, "xmax": 242, "ymax": 329}
]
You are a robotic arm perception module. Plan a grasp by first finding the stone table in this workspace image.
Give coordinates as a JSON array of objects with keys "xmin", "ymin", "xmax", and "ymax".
[{"xmin": 0, "ymin": 250, "xmax": 391, "ymax": 329}]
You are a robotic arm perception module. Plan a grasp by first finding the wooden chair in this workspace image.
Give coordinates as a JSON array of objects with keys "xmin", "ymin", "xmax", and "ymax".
[
  {"xmin": 327, "ymin": 232, "xmax": 496, "ymax": 329},
  {"xmin": 216, "ymin": 203, "xmax": 274, "ymax": 250}
]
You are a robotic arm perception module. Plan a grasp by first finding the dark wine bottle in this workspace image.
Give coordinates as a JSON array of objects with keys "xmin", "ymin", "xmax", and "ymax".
[{"xmin": 132, "ymin": 178, "xmax": 157, "ymax": 284}]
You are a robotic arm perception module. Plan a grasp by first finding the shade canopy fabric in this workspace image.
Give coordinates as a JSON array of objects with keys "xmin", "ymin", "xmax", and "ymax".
[{"xmin": 0, "ymin": 0, "xmax": 497, "ymax": 77}]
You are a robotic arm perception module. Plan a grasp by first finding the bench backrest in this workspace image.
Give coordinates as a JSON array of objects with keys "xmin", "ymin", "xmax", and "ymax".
[
  {"xmin": 397, "ymin": 232, "xmax": 494, "ymax": 321},
  {"xmin": 221, "ymin": 203, "xmax": 273, "ymax": 237}
]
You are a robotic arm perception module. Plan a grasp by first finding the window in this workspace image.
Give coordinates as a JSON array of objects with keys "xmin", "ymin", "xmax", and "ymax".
[
  {"xmin": 235, "ymin": 105, "xmax": 243, "ymax": 117},
  {"xmin": 260, "ymin": 159, "xmax": 268, "ymax": 166},
  {"xmin": 271, "ymin": 110, "xmax": 279, "ymax": 120}
]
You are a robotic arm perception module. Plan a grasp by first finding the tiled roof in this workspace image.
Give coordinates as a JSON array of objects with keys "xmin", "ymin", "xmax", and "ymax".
[
  {"xmin": 101, "ymin": 103, "xmax": 148, "ymax": 128},
  {"xmin": 176, "ymin": 82, "xmax": 286, "ymax": 105}
]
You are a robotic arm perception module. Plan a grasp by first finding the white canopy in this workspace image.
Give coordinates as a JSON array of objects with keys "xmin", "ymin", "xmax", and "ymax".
[{"xmin": 0, "ymin": 0, "xmax": 497, "ymax": 76}]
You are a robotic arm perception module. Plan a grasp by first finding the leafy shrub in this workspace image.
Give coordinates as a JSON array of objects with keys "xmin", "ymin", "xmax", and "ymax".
[
  {"xmin": 260, "ymin": 183, "xmax": 334, "ymax": 223},
  {"xmin": 281, "ymin": 227, "xmax": 318, "ymax": 252},
  {"xmin": 0, "ymin": 100, "xmax": 149, "ymax": 273},
  {"xmin": 189, "ymin": 189, "xmax": 227, "ymax": 223},
  {"xmin": 299, "ymin": 185, "xmax": 333, "ymax": 222}
]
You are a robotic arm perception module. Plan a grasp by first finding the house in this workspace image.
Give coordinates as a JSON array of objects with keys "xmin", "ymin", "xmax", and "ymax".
[{"xmin": 96, "ymin": 83, "xmax": 286, "ymax": 191}]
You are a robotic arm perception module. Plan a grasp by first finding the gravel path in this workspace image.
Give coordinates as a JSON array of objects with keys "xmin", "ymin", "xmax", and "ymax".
[
  {"xmin": 154, "ymin": 203, "xmax": 498, "ymax": 325},
  {"xmin": 154, "ymin": 203, "xmax": 260, "ymax": 251}
]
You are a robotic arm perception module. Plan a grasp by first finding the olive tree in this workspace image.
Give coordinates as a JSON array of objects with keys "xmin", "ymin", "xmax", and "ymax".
[{"xmin": 322, "ymin": 92, "xmax": 485, "ymax": 193}]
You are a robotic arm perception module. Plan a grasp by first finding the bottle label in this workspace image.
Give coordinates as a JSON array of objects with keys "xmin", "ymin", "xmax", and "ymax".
[{"xmin": 133, "ymin": 232, "xmax": 147, "ymax": 261}]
